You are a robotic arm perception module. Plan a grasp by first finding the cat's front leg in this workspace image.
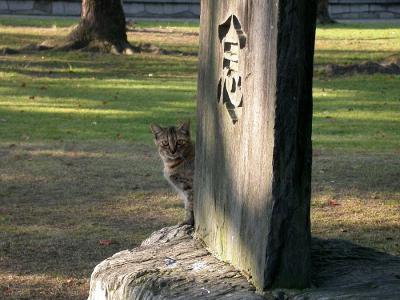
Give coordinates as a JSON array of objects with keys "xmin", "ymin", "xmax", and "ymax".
[{"xmin": 179, "ymin": 192, "xmax": 194, "ymax": 226}]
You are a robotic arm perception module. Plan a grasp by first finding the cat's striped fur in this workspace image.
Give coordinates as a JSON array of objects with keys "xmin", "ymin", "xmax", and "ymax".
[{"xmin": 150, "ymin": 121, "xmax": 195, "ymax": 226}]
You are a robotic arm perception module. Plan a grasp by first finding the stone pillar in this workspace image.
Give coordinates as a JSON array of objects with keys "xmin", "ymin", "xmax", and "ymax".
[{"xmin": 194, "ymin": 0, "xmax": 316, "ymax": 290}]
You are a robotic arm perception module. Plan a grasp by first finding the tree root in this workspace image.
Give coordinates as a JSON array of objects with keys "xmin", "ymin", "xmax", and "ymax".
[
  {"xmin": 1, "ymin": 40, "xmax": 196, "ymax": 57},
  {"xmin": 0, "ymin": 37, "xmax": 137, "ymax": 56}
]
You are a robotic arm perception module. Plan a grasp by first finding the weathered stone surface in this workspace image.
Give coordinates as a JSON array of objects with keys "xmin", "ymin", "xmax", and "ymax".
[
  {"xmin": 88, "ymin": 226, "xmax": 400, "ymax": 300},
  {"xmin": 87, "ymin": 226, "xmax": 264, "ymax": 300}
]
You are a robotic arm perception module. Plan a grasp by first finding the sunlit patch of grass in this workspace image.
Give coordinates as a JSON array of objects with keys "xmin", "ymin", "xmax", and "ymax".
[
  {"xmin": 127, "ymin": 29, "xmax": 199, "ymax": 54},
  {"xmin": 0, "ymin": 26, "xmax": 70, "ymax": 48},
  {"xmin": 313, "ymin": 75, "xmax": 400, "ymax": 152},
  {"xmin": 0, "ymin": 50, "xmax": 197, "ymax": 143},
  {"xmin": 0, "ymin": 272, "xmax": 87, "ymax": 300},
  {"xmin": 0, "ymin": 16, "xmax": 199, "ymax": 30},
  {"xmin": 315, "ymin": 23, "xmax": 400, "ymax": 64},
  {"xmin": 312, "ymin": 198, "xmax": 400, "ymax": 255}
]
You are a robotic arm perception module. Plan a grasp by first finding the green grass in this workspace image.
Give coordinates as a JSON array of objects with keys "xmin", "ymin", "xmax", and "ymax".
[
  {"xmin": 0, "ymin": 16, "xmax": 78, "ymax": 28},
  {"xmin": 313, "ymin": 75, "xmax": 400, "ymax": 152},
  {"xmin": 0, "ymin": 18, "xmax": 399, "ymax": 299},
  {"xmin": 0, "ymin": 16, "xmax": 199, "ymax": 29},
  {"xmin": 0, "ymin": 51, "xmax": 197, "ymax": 143},
  {"xmin": 315, "ymin": 23, "xmax": 400, "ymax": 64}
]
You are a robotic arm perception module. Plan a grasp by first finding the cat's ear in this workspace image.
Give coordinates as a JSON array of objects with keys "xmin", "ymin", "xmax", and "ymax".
[
  {"xmin": 178, "ymin": 120, "xmax": 190, "ymax": 135},
  {"xmin": 150, "ymin": 123, "xmax": 163, "ymax": 137}
]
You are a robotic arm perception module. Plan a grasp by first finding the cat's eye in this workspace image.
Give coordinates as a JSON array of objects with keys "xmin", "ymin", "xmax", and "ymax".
[
  {"xmin": 161, "ymin": 140, "xmax": 169, "ymax": 146},
  {"xmin": 177, "ymin": 140, "xmax": 186, "ymax": 146}
]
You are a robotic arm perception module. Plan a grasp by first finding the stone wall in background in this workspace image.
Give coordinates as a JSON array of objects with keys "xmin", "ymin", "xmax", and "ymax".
[
  {"xmin": 0, "ymin": 0, "xmax": 399, "ymax": 20},
  {"xmin": 330, "ymin": 0, "xmax": 400, "ymax": 19},
  {"xmin": 0, "ymin": 0, "xmax": 200, "ymax": 19}
]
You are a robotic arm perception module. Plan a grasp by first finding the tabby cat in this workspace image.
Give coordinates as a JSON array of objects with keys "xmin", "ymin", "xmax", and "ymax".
[{"xmin": 150, "ymin": 121, "xmax": 195, "ymax": 226}]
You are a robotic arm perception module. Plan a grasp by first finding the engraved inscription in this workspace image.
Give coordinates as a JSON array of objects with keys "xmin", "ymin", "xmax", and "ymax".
[{"xmin": 217, "ymin": 15, "xmax": 246, "ymax": 124}]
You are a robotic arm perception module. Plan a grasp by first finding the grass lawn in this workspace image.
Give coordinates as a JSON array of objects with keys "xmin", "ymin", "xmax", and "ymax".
[{"xmin": 0, "ymin": 17, "xmax": 399, "ymax": 299}]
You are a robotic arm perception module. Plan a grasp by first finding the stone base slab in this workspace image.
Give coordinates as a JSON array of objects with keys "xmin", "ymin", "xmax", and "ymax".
[{"xmin": 87, "ymin": 225, "xmax": 400, "ymax": 299}]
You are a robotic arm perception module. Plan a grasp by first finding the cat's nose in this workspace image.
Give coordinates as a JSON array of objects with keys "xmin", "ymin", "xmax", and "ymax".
[{"xmin": 170, "ymin": 146, "xmax": 176, "ymax": 154}]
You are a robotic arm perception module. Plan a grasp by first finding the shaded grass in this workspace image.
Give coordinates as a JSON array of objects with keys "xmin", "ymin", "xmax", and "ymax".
[{"xmin": 0, "ymin": 18, "xmax": 399, "ymax": 299}]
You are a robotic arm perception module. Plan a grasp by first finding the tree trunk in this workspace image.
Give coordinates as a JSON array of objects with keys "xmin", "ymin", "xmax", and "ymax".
[
  {"xmin": 317, "ymin": 0, "xmax": 335, "ymax": 24},
  {"xmin": 60, "ymin": 0, "xmax": 134, "ymax": 54}
]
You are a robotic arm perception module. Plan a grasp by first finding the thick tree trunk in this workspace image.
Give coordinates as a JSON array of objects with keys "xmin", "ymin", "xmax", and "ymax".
[
  {"xmin": 1, "ymin": 0, "xmax": 135, "ymax": 55},
  {"xmin": 317, "ymin": 0, "xmax": 336, "ymax": 24},
  {"xmin": 66, "ymin": 0, "xmax": 133, "ymax": 54}
]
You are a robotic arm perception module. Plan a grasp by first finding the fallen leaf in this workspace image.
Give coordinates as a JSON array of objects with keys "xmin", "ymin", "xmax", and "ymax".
[
  {"xmin": 3, "ymin": 287, "xmax": 12, "ymax": 296},
  {"xmin": 313, "ymin": 149, "xmax": 322, "ymax": 157},
  {"xmin": 328, "ymin": 199, "xmax": 340, "ymax": 206},
  {"xmin": 99, "ymin": 239, "xmax": 114, "ymax": 246}
]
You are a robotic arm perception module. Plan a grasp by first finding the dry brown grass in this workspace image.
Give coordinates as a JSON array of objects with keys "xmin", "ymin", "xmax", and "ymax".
[
  {"xmin": 1, "ymin": 142, "xmax": 399, "ymax": 299},
  {"xmin": 312, "ymin": 152, "xmax": 400, "ymax": 255},
  {"xmin": 0, "ymin": 141, "xmax": 183, "ymax": 299}
]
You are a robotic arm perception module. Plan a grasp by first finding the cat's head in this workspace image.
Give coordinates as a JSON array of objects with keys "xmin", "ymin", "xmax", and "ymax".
[{"xmin": 150, "ymin": 121, "xmax": 192, "ymax": 160}]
